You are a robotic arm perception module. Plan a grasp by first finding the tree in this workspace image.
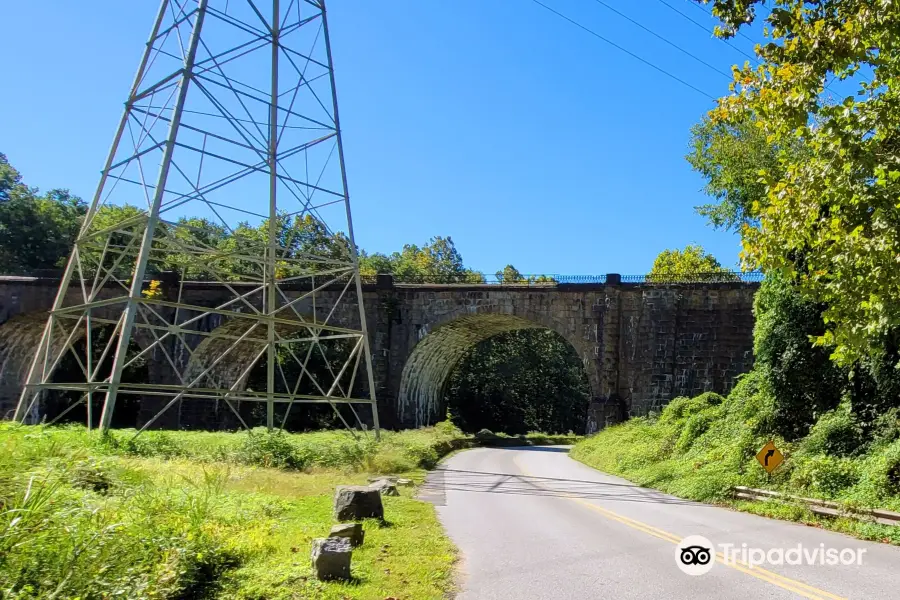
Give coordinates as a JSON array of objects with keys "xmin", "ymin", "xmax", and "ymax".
[
  {"xmin": 0, "ymin": 154, "xmax": 86, "ymax": 273},
  {"xmin": 392, "ymin": 236, "xmax": 468, "ymax": 283},
  {"xmin": 496, "ymin": 264, "xmax": 524, "ymax": 283},
  {"xmin": 358, "ymin": 251, "xmax": 394, "ymax": 277},
  {"xmin": 213, "ymin": 213, "xmax": 351, "ymax": 281},
  {"xmin": 703, "ymin": 0, "xmax": 900, "ymax": 365},
  {"xmin": 0, "ymin": 153, "xmax": 32, "ymax": 202},
  {"xmin": 753, "ymin": 273, "xmax": 844, "ymax": 439},
  {"xmin": 80, "ymin": 204, "xmax": 152, "ymax": 278},
  {"xmin": 687, "ymin": 116, "xmax": 792, "ymax": 233},
  {"xmin": 494, "ymin": 264, "xmax": 556, "ymax": 284},
  {"xmin": 166, "ymin": 217, "xmax": 230, "ymax": 279},
  {"xmin": 648, "ymin": 244, "xmax": 737, "ymax": 281},
  {"xmin": 359, "ymin": 236, "xmax": 484, "ymax": 283}
]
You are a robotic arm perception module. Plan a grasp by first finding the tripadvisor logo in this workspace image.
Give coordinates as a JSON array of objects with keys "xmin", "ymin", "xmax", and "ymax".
[
  {"xmin": 676, "ymin": 536, "xmax": 868, "ymax": 575},
  {"xmin": 676, "ymin": 536, "xmax": 715, "ymax": 576}
]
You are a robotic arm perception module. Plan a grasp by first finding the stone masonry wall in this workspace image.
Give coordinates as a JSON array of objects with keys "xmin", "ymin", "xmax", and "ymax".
[{"xmin": 0, "ymin": 276, "xmax": 758, "ymax": 431}]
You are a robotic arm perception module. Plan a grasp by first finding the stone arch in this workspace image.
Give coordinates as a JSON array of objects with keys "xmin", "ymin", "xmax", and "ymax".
[
  {"xmin": 183, "ymin": 317, "xmax": 314, "ymax": 392},
  {"xmin": 179, "ymin": 315, "xmax": 342, "ymax": 429},
  {"xmin": 0, "ymin": 313, "xmax": 62, "ymax": 420},
  {"xmin": 0, "ymin": 311, "xmax": 149, "ymax": 424},
  {"xmin": 174, "ymin": 317, "xmax": 269, "ymax": 429},
  {"xmin": 397, "ymin": 308, "xmax": 600, "ymax": 427}
]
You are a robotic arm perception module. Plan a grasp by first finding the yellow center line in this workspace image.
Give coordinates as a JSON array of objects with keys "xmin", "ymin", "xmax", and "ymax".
[{"xmin": 511, "ymin": 456, "xmax": 847, "ymax": 600}]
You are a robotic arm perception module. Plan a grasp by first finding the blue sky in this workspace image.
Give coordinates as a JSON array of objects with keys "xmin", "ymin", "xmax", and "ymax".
[{"xmin": 0, "ymin": 0, "xmax": 768, "ymax": 276}]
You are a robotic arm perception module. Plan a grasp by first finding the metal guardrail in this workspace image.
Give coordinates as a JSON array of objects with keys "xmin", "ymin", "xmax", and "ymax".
[{"xmin": 733, "ymin": 486, "xmax": 900, "ymax": 526}]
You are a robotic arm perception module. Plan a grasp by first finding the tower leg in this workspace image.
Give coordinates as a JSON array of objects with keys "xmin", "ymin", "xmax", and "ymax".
[{"xmin": 100, "ymin": 0, "xmax": 209, "ymax": 433}]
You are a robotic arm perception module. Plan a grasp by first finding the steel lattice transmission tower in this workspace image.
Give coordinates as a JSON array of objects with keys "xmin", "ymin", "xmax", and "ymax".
[{"xmin": 14, "ymin": 0, "xmax": 380, "ymax": 436}]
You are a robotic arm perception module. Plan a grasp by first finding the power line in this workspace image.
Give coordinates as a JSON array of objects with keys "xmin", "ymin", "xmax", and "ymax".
[
  {"xmin": 528, "ymin": 0, "xmax": 716, "ymax": 101},
  {"xmin": 586, "ymin": 0, "xmax": 732, "ymax": 79},
  {"xmin": 683, "ymin": 0, "xmax": 763, "ymax": 46},
  {"xmin": 654, "ymin": 0, "xmax": 760, "ymax": 65},
  {"xmin": 680, "ymin": 0, "xmax": 866, "ymax": 92}
]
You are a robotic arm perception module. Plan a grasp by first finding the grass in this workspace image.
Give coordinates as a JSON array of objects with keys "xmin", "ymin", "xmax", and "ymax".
[
  {"xmin": 0, "ymin": 422, "xmax": 463, "ymax": 599},
  {"xmin": 570, "ymin": 371, "xmax": 900, "ymax": 546}
]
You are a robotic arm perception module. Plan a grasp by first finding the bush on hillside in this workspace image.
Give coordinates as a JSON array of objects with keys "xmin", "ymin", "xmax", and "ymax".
[
  {"xmin": 753, "ymin": 275, "xmax": 844, "ymax": 440},
  {"xmin": 848, "ymin": 340, "xmax": 900, "ymax": 433},
  {"xmin": 675, "ymin": 405, "xmax": 724, "ymax": 453},
  {"xmin": 870, "ymin": 408, "xmax": 900, "ymax": 448},
  {"xmin": 238, "ymin": 428, "xmax": 309, "ymax": 469},
  {"xmin": 800, "ymin": 400, "xmax": 864, "ymax": 457},
  {"xmin": 790, "ymin": 454, "xmax": 861, "ymax": 496},
  {"xmin": 659, "ymin": 392, "xmax": 724, "ymax": 424},
  {"xmin": 851, "ymin": 439, "xmax": 900, "ymax": 502}
]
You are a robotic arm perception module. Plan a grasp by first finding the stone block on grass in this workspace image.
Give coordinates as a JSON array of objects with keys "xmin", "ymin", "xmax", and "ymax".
[
  {"xmin": 311, "ymin": 537, "xmax": 352, "ymax": 581},
  {"xmin": 369, "ymin": 478, "xmax": 399, "ymax": 496},
  {"xmin": 334, "ymin": 485, "xmax": 384, "ymax": 521},
  {"xmin": 368, "ymin": 475, "xmax": 397, "ymax": 483},
  {"xmin": 329, "ymin": 522, "xmax": 365, "ymax": 547}
]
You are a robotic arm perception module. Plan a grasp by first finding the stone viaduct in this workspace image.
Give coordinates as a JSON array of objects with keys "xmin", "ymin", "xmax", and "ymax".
[{"xmin": 0, "ymin": 274, "xmax": 759, "ymax": 433}]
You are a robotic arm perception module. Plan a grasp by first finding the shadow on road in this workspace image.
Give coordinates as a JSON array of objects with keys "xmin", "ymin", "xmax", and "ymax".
[
  {"xmin": 419, "ymin": 466, "xmax": 700, "ymax": 508},
  {"xmin": 482, "ymin": 445, "xmax": 572, "ymax": 453}
]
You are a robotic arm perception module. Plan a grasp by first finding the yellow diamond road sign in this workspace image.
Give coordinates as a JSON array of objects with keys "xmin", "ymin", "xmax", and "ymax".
[{"xmin": 756, "ymin": 441, "xmax": 784, "ymax": 474}]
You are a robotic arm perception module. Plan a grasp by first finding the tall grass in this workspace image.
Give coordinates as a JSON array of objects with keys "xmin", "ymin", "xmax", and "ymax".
[
  {"xmin": 0, "ymin": 454, "xmax": 243, "ymax": 598},
  {"xmin": 0, "ymin": 420, "xmax": 468, "ymax": 475},
  {"xmin": 0, "ymin": 422, "xmax": 465, "ymax": 599}
]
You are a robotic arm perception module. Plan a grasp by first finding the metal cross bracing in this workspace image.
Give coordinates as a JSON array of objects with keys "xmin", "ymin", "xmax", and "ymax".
[{"xmin": 13, "ymin": 0, "xmax": 380, "ymax": 438}]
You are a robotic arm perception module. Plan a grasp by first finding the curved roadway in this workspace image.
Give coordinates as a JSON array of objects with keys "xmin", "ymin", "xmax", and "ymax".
[{"xmin": 422, "ymin": 446, "xmax": 900, "ymax": 599}]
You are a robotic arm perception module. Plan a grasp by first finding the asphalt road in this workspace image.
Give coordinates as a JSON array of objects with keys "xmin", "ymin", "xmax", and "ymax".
[{"xmin": 423, "ymin": 446, "xmax": 900, "ymax": 599}]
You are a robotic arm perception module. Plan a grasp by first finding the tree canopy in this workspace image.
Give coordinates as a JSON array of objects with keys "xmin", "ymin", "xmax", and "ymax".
[
  {"xmin": 648, "ymin": 244, "xmax": 736, "ymax": 281},
  {"xmin": 359, "ymin": 236, "xmax": 484, "ymax": 283},
  {"xmin": 0, "ymin": 154, "xmax": 86, "ymax": 273},
  {"xmin": 702, "ymin": 0, "xmax": 900, "ymax": 365}
]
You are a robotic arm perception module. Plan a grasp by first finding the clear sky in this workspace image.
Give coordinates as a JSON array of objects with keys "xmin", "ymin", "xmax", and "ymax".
[{"xmin": 0, "ymin": 0, "xmax": 767, "ymax": 276}]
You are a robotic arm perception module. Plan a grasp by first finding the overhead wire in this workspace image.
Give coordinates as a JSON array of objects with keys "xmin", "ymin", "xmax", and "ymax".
[
  {"xmin": 682, "ymin": 0, "xmax": 762, "ymax": 46},
  {"xmin": 585, "ymin": 0, "xmax": 732, "ymax": 79},
  {"xmin": 653, "ymin": 0, "xmax": 760, "ymax": 65},
  {"xmin": 528, "ymin": 0, "xmax": 717, "ymax": 100},
  {"xmin": 683, "ymin": 0, "xmax": 869, "ymax": 93}
]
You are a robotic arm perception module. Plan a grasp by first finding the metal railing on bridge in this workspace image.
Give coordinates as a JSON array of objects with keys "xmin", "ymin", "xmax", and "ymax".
[{"xmin": 364, "ymin": 271, "xmax": 764, "ymax": 286}]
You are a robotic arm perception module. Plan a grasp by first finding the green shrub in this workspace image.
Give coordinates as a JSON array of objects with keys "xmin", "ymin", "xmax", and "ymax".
[
  {"xmin": 99, "ymin": 429, "xmax": 192, "ymax": 459},
  {"xmin": 869, "ymin": 407, "xmax": 900, "ymax": 448},
  {"xmin": 657, "ymin": 396, "xmax": 690, "ymax": 423},
  {"xmin": 474, "ymin": 428, "xmax": 495, "ymax": 440},
  {"xmin": 790, "ymin": 455, "xmax": 860, "ymax": 497},
  {"xmin": 675, "ymin": 404, "xmax": 723, "ymax": 453},
  {"xmin": 237, "ymin": 429, "xmax": 304, "ymax": 469},
  {"xmin": 848, "ymin": 341, "xmax": 900, "ymax": 429},
  {"xmin": 800, "ymin": 400, "xmax": 864, "ymax": 456},
  {"xmin": 753, "ymin": 275, "xmax": 844, "ymax": 440},
  {"xmin": 854, "ymin": 439, "xmax": 900, "ymax": 501}
]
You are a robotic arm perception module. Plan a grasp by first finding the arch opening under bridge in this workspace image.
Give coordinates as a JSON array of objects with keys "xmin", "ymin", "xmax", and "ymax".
[
  {"xmin": 397, "ymin": 311, "xmax": 600, "ymax": 429},
  {"xmin": 0, "ymin": 312, "xmax": 147, "ymax": 427}
]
